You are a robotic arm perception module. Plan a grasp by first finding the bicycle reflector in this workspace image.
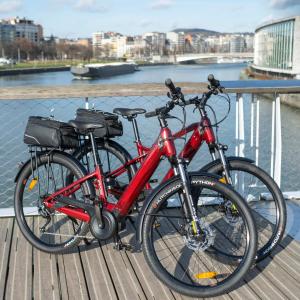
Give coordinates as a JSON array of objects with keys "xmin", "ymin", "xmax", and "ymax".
[
  {"xmin": 219, "ymin": 177, "xmax": 227, "ymax": 184},
  {"xmin": 194, "ymin": 272, "xmax": 217, "ymax": 279},
  {"xmin": 28, "ymin": 177, "xmax": 38, "ymax": 191}
]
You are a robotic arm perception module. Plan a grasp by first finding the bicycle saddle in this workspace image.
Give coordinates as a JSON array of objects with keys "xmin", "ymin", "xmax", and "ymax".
[
  {"xmin": 113, "ymin": 108, "xmax": 146, "ymax": 118},
  {"xmin": 68, "ymin": 120, "xmax": 104, "ymax": 134}
]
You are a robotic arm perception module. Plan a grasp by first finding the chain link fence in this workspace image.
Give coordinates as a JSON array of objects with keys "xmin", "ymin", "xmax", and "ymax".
[{"xmin": 1, "ymin": 93, "xmax": 300, "ymax": 209}]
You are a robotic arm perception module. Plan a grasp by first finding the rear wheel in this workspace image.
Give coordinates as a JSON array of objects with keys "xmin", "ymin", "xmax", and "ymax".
[
  {"xmin": 142, "ymin": 174, "xmax": 257, "ymax": 298},
  {"xmin": 72, "ymin": 139, "xmax": 136, "ymax": 202},
  {"xmin": 14, "ymin": 152, "xmax": 91, "ymax": 253},
  {"xmin": 203, "ymin": 159, "xmax": 286, "ymax": 262}
]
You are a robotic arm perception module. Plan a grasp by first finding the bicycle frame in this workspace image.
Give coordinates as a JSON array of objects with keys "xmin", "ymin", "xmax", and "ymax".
[
  {"xmin": 44, "ymin": 126, "xmax": 177, "ymax": 219},
  {"xmin": 112, "ymin": 115, "xmax": 216, "ymax": 189}
]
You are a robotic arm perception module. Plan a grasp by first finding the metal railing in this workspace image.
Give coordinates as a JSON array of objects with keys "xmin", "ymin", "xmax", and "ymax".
[{"xmin": 0, "ymin": 81, "xmax": 299, "ymax": 215}]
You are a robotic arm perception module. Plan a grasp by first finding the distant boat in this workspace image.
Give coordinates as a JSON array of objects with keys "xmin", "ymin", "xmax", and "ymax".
[{"xmin": 70, "ymin": 62, "xmax": 139, "ymax": 79}]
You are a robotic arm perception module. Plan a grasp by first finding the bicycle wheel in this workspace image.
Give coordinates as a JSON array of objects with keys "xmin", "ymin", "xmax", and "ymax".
[
  {"xmin": 14, "ymin": 151, "xmax": 93, "ymax": 253},
  {"xmin": 142, "ymin": 174, "xmax": 257, "ymax": 298},
  {"xmin": 203, "ymin": 159, "xmax": 286, "ymax": 263},
  {"xmin": 72, "ymin": 139, "xmax": 136, "ymax": 202}
]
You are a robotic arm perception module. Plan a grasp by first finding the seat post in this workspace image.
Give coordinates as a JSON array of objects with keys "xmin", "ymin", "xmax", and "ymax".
[
  {"xmin": 129, "ymin": 117, "xmax": 141, "ymax": 142},
  {"xmin": 89, "ymin": 131, "xmax": 101, "ymax": 166}
]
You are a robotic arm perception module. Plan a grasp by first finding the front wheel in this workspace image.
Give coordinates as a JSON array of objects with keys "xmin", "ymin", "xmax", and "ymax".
[
  {"xmin": 202, "ymin": 159, "xmax": 286, "ymax": 263},
  {"xmin": 142, "ymin": 174, "xmax": 257, "ymax": 298}
]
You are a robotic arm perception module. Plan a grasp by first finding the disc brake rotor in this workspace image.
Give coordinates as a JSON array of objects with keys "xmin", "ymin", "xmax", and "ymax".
[{"xmin": 183, "ymin": 220, "xmax": 215, "ymax": 251}]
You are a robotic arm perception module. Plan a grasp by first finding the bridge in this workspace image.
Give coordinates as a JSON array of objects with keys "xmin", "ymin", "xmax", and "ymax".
[
  {"xmin": 175, "ymin": 52, "xmax": 254, "ymax": 63},
  {"xmin": 0, "ymin": 81, "xmax": 300, "ymax": 299}
]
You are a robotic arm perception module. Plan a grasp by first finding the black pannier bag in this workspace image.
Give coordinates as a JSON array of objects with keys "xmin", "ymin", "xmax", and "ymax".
[
  {"xmin": 75, "ymin": 108, "xmax": 123, "ymax": 138},
  {"xmin": 24, "ymin": 116, "xmax": 78, "ymax": 148}
]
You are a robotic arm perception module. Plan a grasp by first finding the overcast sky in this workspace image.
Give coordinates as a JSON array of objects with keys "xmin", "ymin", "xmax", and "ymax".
[{"xmin": 0, "ymin": 0, "xmax": 299, "ymax": 38}]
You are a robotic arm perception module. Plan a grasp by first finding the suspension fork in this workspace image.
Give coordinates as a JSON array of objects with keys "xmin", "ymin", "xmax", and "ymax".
[
  {"xmin": 176, "ymin": 158, "xmax": 200, "ymax": 235},
  {"xmin": 210, "ymin": 143, "xmax": 232, "ymax": 185}
]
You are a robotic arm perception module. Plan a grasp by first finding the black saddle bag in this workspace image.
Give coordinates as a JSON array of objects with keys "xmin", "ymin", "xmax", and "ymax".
[
  {"xmin": 24, "ymin": 116, "xmax": 78, "ymax": 148},
  {"xmin": 75, "ymin": 108, "xmax": 123, "ymax": 138}
]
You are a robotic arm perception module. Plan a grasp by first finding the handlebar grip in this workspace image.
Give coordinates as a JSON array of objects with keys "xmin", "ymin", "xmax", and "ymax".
[
  {"xmin": 145, "ymin": 110, "xmax": 157, "ymax": 118},
  {"xmin": 165, "ymin": 78, "xmax": 177, "ymax": 94},
  {"xmin": 207, "ymin": 74, "xmax": 220, "ymax": 88}
]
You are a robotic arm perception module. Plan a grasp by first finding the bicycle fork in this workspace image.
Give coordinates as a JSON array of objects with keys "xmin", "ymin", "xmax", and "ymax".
[{"xmin": 176, "ymin": 158, "xmax": 201, "ymax": 235}]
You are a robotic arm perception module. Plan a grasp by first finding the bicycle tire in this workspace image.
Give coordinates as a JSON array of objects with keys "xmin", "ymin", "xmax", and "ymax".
[
  {"xmin": 14, "ymin": 151, "xmax": 93, "ymax": 253},
  {"xmin": 142, "ymin": 173, "xmax": 257, "ymax": 297},
  {"xmin": 202, "ymin": 159, "xmax": 286, "ymax": 263}
]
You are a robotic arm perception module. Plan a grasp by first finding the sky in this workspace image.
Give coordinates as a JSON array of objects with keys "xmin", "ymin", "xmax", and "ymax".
[{"xmin": 0, "ymin": 0, "xmax": 299, "ymax": 38}]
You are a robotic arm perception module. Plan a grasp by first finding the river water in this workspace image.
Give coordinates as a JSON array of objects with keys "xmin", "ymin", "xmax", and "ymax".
[
  {"xmin": 0, "ymin": 63, "xmax": 300, "ymax": 222},
  {"xmin": 0, "ymin": 63, "xmax": 246, "ymax": 86}
]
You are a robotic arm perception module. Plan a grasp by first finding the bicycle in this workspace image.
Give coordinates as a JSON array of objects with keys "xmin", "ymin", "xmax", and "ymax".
[
  {"xmin": 71, "ymin": 75, "xmax": 286, "ymax": 263},
  {"xmin": 15, "ymin": 97, "xmax": 257, "ymax": 297}
]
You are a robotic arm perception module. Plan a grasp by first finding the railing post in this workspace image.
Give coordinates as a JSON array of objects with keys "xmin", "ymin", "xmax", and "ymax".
[
  {"xmin": 238, "ymin": 94, "xmax": 245, "ymax": 158},
  {"xmin": 255, "ymin": 99, "xmax": 260, "ymax": 166},
  {"xmin": 270, "ymin": 98, "xmax": 276, "ymax": 177},
  {"xmin": 250, "ymin": 94, "xmax": 254, "ymax": 148},
  {"xmin": 274, "ymin": 94, "xmax": 282, "ymax": 187},
  {"xmin": 235, "ymin": 93, "xmax": 245, "ymax": 194},
  {"xmin": 235, "ymin": 94, "xmax": 239, "ymax": 156},
  {"xmin": 85, "ymin": 97, "xmax": 89, "ymax": 109}
]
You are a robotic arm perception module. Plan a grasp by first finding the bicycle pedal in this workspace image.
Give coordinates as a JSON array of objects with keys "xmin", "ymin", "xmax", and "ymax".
[
  {"xmin": 113, "ymin": 240, "xmax": 133, "ymax": 252},
  {"xmin": 83, "ymin": 238, "xmax": 92, "ymax": 246}
]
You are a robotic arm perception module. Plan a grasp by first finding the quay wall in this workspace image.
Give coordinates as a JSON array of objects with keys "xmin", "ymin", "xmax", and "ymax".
[{"xmin": 0, "ymin": 66, "xmax": 70, "ymax": 76}]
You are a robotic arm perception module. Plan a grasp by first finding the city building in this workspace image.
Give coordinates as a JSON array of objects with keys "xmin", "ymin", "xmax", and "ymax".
[
  {"xmin": 166, "ymin": 31, "xmax": 184, "ymax": 53},
  {"xmin": 253, "ymin": 16, "xmax": 300, "ymax": 78},
  {"xmin": 0, "ymin": 17, "xmax": 43, "ymax": 44},
  {"xmin": 230, "ymin": 35, "xmax": 245, "ymax": 53},
  {"xmin": 143, "ymin": 32, "xmax": 166, "ymax": 55},
  {"xmin": 0, "ymin": 23, "xmax": 15, "ymax": 43},
  {"xmin": 92, "ymin": 31, "xmax": 105, "ymax": 48}
]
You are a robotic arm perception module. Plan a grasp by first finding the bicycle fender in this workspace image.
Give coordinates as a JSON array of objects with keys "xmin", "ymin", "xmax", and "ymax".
[
  {"xmin": 15, "ymin": 158, "xmax": 31, "ymax": 182},
  {"xmin": 135, "ymin": 172, "xmax": 221, "ymax": 246},
  {"xmin": 199, "ymin": 156, "xmax": 254, "ymax": 173}
]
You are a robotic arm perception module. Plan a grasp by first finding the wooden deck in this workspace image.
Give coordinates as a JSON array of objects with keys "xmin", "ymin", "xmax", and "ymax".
[{"xmin": 1, "ymin": 217, "xmax": 300, "ymax": 300}]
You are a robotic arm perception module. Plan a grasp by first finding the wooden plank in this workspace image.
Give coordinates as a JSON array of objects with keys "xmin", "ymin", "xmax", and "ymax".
[
  {"xmin": 0, "ymin": 218, "xmax": 14, "ymax": 299},
  {"xmin": 57, "ymin": 219, "xmax": 89, "ymax": 300},
  {"xmin": 79, "ymin": 240, "xmax": 118, "ymax": 300},
  {"xmin": 5, "ymin": 217, "xmax": 33, "ymax": 300},
  {"xmin": 32, "ymin": 217, "xmax": 61, "ymax": 300},
  {"xmin": 100, "ymin": 237, "xmax": 147, "ymax": 300},
  {"xmin": 256, "ymin": 256, "xmax": 300, "ymax": 300},
  {"xmin": 0, "ymin": 82, "xmax": 299, "ymax": 100},
  {"xmin": 122, "ymin": 221, "xmax": 178, "ymax": 300}
]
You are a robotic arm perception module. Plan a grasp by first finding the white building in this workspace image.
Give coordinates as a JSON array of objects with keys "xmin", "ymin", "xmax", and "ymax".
[
  {"xmin": 253, "ymin": 15, "xmax": 300, "ymax": 78},
  {"xmin": 92, "ymin": 31, "xmax": 105, "ymax": 48},
  {"xmin": 143, "ymin": 32, "xmax": 166, "ymax": 55},
  {"xmin": 166, "ymin": 31, "xmax": 185, "ymax": 52}
]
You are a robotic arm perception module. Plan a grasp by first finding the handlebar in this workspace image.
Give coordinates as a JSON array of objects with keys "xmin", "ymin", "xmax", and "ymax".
[
  {"xmin": 165, "ymin": 78, "xmax": 177, "ymax": 94},
  {"xmin": 146, "ymin": 74, "xmax": 225, "ymax": 119},
  {"xmin": 207, "ymin": 74, "xmax": 221, "ymax": 89},
  {"xmin": 145, "ymin": 101, "xmax": 175, "ymax": 118}
]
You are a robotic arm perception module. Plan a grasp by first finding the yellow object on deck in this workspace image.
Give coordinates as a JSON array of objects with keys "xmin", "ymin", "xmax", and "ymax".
[{"xmin": 194, "ymin": 272, "xmax": 217, "ymax": 279}]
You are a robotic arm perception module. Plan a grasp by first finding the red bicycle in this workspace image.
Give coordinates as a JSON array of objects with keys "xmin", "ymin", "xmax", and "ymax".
[
  {"xmin": 72, "ymin": 75, "xmax": 286, "ymax": 263},
  {"xmin": 15, "ymin": 95, "xmax": 257, "ymax": 297}
]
